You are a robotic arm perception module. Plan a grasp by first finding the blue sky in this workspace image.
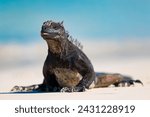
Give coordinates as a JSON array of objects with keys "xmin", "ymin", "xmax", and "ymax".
[{"xmin": 0, "ymin": 0, "xmax": 150, "ymax": 43}]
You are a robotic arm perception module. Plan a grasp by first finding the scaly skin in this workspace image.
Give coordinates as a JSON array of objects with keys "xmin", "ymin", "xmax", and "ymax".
[{"xmin": 11, "ymin": 20, "xmax": 143, "ymax": 93}]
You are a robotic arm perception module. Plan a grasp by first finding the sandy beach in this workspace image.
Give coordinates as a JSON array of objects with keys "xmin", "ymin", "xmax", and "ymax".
[{"xmin": 0, "ymin": 41, "xmax": 150, "ymax": 100}]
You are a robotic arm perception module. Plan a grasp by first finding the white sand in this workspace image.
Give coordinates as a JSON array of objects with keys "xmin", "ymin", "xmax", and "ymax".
[{"xmin": 0, "ymin": 41, "xmax": 150, "ymax": 100}]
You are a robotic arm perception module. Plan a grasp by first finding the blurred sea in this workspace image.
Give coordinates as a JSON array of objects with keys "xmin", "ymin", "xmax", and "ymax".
[{"xmin": 0, "ymin": 39, "xmax": 150, "ymax": 71}]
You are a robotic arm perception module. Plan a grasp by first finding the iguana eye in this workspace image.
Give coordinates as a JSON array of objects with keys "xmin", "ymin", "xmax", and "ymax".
[{"xmin": 53, "ymin": 25, "xmax": 57, "ymax": 29}]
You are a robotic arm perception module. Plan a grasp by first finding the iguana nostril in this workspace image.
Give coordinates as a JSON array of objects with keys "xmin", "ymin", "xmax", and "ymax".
[{"xmin": 42, "ymin": 27, "xmax": 47, "ymax": 31}]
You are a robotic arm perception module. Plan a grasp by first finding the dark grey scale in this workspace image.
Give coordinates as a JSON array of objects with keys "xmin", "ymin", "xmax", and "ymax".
[{"xmin": 10, "ymin": 20, "xmax": 143, "ymax": 93}]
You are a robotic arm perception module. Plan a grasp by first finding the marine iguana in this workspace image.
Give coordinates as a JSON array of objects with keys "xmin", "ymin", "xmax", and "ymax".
[{"xmin": 11, "ymin": 20, "xmax": 143, "ymax": 92}]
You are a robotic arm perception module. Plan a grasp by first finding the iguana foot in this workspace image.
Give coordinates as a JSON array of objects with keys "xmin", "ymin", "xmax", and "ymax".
[
  {"xmin": 60, "ymin": 86, "xmax": 86, "ymax": 92},
  {"xmin": 11, "ymin": 84, "xmax": 62, "ymax": 92},
  {"xmin": 11, "ymin": 84, "xmax": 40, "ymax": 92}
]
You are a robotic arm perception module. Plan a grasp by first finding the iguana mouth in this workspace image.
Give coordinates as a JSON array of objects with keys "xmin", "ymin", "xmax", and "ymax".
[
  {"xmin": 41, "ymin": 32, "xmax": 61, "ymax": 39},
  {"xmin": 41, "ymin": 32, "xmax": 49, "ymax": 36}
]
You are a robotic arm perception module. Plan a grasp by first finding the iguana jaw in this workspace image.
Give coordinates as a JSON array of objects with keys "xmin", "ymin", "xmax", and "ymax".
[{"xmin": 41, "ymin": 32, "xmax": 61, "ymax": 40}]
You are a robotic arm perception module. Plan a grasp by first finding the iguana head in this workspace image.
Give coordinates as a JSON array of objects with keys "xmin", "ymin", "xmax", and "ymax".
[
  {"xmin": 40, "ymin": 20, "xmax": 82, "ymax": 54},
  {"xmin": 41, "ymin": 20, "xmax": 67, "ymax": 40},
  {"xmin": 41, "ymin": 20, "xmax": 69, "ymax": 54}
]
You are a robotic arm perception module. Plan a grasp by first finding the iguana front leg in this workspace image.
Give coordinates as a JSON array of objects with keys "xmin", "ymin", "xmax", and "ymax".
[
  {"xmin": 72, "ymin": 55, "xmax": 95, "ymax": 92},
  {"xmin": 60, "ymin": 86, "xmax": 86, "ymax": 92}
]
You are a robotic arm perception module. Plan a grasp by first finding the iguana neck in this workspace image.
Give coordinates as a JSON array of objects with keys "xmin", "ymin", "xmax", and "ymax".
[{"xmin": 46, "ymin": 39, "xmax": 62, "ymax": 54}]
